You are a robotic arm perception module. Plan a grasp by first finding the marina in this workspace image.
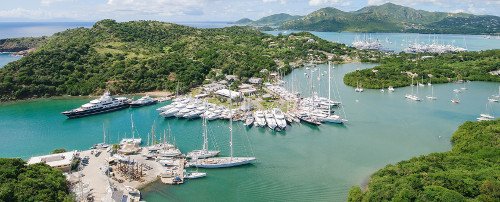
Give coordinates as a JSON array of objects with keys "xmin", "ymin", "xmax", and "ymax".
[{"xmin": 1, "ymin": 63, "xmax": 497, "ymax": 201}]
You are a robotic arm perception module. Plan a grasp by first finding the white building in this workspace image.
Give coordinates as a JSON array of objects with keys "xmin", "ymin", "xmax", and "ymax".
[
  {"xmin": 215, "ymin": 89, "xmax": 242, "ymax": 100},
  {"xmin": 28, "ymin": 150, "xmax": 77, "ymax": 172},
  {"xmin": 248, "ymin": 77, "xmax": 262, "ymax": 84}
]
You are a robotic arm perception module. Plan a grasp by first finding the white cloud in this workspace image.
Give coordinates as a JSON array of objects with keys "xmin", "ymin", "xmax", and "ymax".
[
  {"xmin": 308, "ymin": 0, "xmax": 344, "ymax": 6},
  {"xmin": 105, "ymin": 0, "xmax": 205, "ymax": 16},
  {"xmin": 366, "ymin": 0, "xmax": 498, "ymax": 15},
  {"xmin": 40, "ymin": 0, "xmax": 73, "ymax": 5},
  {"xmin": 262, "ymin": 0, "xmax": 287, "ymax": 4},
  {"xmin": 0, "ymin": 8, "xmax": 79, "ymax": 19}
]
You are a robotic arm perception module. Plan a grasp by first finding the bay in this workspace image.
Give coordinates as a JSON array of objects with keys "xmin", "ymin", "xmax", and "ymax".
[
  {"xmin": 0, "ymin": 63, "xmax": 498, "ymax": 201},
  {"xmin": 0, "ymin": 52, "xmax": 20, "ymax": 68},
  {"xmin": 265, "ymin": 31, "xmax": 500, "ymax": 52}
]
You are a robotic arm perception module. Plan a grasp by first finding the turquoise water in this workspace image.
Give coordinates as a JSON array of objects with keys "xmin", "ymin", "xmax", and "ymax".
[
  {"xmin": 0, "ymin": 53, "xmax": 20, "ymax": 68},
  {"xmin": 265, "ymin": 31, "xmax": 500, "ymax": 52},
  {"xmin": 0, "ymin": 63, "xmax": 498, "ymax": 201}
]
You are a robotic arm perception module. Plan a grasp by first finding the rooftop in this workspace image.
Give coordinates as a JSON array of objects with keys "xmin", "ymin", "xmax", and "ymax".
[{"xmin": 28, "ymin": 150, "xmax": 77, "ymax": 167}]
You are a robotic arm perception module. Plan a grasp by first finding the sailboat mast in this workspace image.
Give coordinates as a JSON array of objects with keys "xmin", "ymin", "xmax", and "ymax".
[
  {"xmin": 202, "ymin": 117, "xmax": 208, "ymax": 151},
  {"xmin": 102, "ymin": 123, "xmax": 106, "ymax": 144},
  {"xmin": 328, "ymin": 61, "xmax": 331, "ymax": 116},
  {"xmin": 229, "ymin": 92, "xmax": 233, "ymax": 160},
  {"xmin": 130, "ymin": 114, "xmax": 135, "ymax": 139}
]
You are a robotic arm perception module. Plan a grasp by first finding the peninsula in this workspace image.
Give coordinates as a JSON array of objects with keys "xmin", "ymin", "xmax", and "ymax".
[{"xmin": 0, "ymin": 19, "xmax": 377, "ymax": 101}]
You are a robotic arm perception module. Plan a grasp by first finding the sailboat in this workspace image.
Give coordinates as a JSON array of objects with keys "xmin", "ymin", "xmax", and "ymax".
[
  {"xmin": 405, "ymin": 76, "xmax": 421, "ymax": 101},
  {"xmin": 418, "ymin": 76, "xmax": 425, "ymax": 87},
  {"xmin": 189, "ymin": 92, "xmax": 256, "ymax": 168},
  {"xmin": 323, "ymin": 62, "xmax": 347, "ymax": 124},
  {"xmin": 488, "ymin": 86, "xmax": 500, "ymax": 102},
  {"xmin": 93, "ymin": 124, "xmax": 110, "ymax": 149},
  {"xmin": 426, "ymin": 86, "xmax": 437, "ymax": 100},
  {"xmin": 477, "ymin": 103, "xmax": 495, "ymax": 121},
  {"xmin": 427, "ymin": 77, "xmax": 432, "ymax": 86},
  {"xmin": 355, "ymin": 81, "xmax": 364, "ymax": 92},
  {"xmin": 186, "ymin": 117, "xmax": 220, "ymax": 159},
  {"xmin": 120, "ymin": 115, "xmax": 142, "ymax": 146},
  {"xmin": 451, "ymin": 93, "xmax": 460, "ymax": 104},
  {"xmin": 388, "ymin": 86, "xmax": 395, "ymax": 92}
]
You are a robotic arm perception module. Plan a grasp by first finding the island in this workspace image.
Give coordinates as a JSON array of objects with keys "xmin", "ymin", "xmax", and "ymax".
[{"xmin": 348, "ymin": 120, "xmax": 500, "ymax": 201}]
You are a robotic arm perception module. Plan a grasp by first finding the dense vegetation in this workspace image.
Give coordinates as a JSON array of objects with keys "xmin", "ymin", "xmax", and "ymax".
[
  {"xmin": 0, "ymin": 158, "xmax": 73, "ymax": 201},
  {"xmin": 0, "ymin": 19, "xmax": 361, "ymax": 101},
  {"xmin": 234, "ymin": 13, "xmax": 303, "ymax": 26},
  {"xmin": 0, "ymin": 37, "xmax": 47, "ymax": 52},
  {"xmin": 240, "ymin": 3, "xmax": 499, "ymax": 34},
  {"xmin": 344, "ymin": 50, "xmax": 500, "ymax": 89},
  {"xmin": 348, "ymin": 120, "xmax": 500, "ymax": 201}
]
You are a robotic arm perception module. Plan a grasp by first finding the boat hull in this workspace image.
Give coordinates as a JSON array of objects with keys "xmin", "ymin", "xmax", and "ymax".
[
  {"xmin": 191, "ymin": 157, "xmax": 256, "ymax": 168},
  {"xmin": 129, "ymin": 100, "xmax": 157, "ymax": 108},
  {"xmin": 62, "ymin": 104, "xmax": 129, "ymax": 118}
]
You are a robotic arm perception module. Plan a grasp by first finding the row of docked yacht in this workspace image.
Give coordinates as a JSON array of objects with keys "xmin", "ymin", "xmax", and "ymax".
[
  {"xmin": 252, "ymin": 108, "xmax": 297, "ymax": 131},
  {"xmin": 157, "ymin": 97, "xmax": 234, "ymax": 120}
]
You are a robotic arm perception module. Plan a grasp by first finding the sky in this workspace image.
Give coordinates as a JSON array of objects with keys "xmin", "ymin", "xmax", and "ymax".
[{"xmin": 0, "ymin": 0, "xmax": 498, "ymax": 22}]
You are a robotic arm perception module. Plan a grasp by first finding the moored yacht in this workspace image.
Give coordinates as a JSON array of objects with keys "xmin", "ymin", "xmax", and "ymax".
[
  {"xmin": 129, "ymin": 95, "xmax": 157, "ymax": 107},
  {"xmin": 264, "ymin": 110, "xmax": 277, "ymax": 130},
  {"xmin": 272, "ymin": 108, "xmax": 287, "ymax": 130},
  {"xmin": 62, "ymin": 91, "xmax": 131, "ymax": 118},
  {"xmin": 253, "ymin": 111, "xmax": 266, "ymax": 127}
]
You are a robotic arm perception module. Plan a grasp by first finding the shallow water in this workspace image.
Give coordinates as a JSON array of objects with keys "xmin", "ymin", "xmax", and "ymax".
[{"xmin": 1, "ymin": 63, "xmax": 497, "ymax": 201}]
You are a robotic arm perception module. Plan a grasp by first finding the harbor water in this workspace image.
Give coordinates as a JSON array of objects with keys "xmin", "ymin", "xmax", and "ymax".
[{"xmin": 0, "ymin": 63, "xmax": 498, "ymax": 201}]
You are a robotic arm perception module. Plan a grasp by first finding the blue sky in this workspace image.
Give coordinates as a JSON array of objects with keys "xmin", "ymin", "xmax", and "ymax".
[{"xmin": 0, "ymin": 0, "xmax": 498, "ymax": 22}]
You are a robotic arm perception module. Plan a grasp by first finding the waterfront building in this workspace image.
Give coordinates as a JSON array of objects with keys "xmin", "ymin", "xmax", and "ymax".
[{"xmin": 27, "ymin": 150, "xmax": 77, "ymax": 172}]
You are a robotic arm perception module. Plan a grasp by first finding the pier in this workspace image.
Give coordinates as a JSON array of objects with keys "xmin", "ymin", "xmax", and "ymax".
[{"xmin": 69, "ymin": 147, "xmax": 186, "ymax": 201}]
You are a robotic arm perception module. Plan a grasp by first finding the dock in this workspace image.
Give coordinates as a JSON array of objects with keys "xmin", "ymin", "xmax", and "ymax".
[
  {"xmin": 159, "ymin": 158, "xmax": 185, "ymax": 185},
  {"xmin": 69, "ymin": 147, "xmax": 186, "ymax": 201}
]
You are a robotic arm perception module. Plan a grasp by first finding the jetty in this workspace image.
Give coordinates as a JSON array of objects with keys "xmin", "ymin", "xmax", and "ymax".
[{"xmin": 68, "ymin": 146, "xmax": 186, "ymax": 201}]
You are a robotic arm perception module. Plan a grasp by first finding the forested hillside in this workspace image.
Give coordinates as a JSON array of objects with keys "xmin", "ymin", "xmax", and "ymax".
[
  {"xmin": 0, "ymin": 19, "xmax": 358, "ymax": 101},
  {"xmin": 348, "ymin": 120, "xmax": 500, "ymax": 201}
]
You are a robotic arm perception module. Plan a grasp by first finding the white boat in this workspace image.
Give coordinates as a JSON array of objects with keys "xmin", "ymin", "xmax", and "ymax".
[
  {"xmin": 322, "ymin": 114, "xmax": 347, "ymax": 124},
  {"xmin": 244, "ymin": 115, "xmax": 254, "ymax": 127},
  {"xmin": 160, "ymin": 107, "xmax": 180, "ymax": 118},
  {"xmin": 426, "ymin": 86, "xmax": 437, "ymax": 100},
  {"xmin": 453, "ymin": 89, "xmax": 461, "ymax": 93},
  {"xmin": 492, "ymin": 86, "xmax": 500, "ymax": 98},
  {"xmin": 253, "ymin": 111, "xmax": 266, "ymax": 127},
  {"xmin": 187, "ymin": 118, "xmax": 220, "ymax": 159},
  {"xmin": 264, "ymin": 110, "xmax": 277, "ymax": 130},
  {"xmin": 405, "ymin": 77, "xmax": 421, "ymax": 101},
  {"xmin": 388, "ymin": 86, "xmax": 395, "ymax": 92},
  {"xmin": 380, "ymin": 88, "xmax": 385, "ymax": 92},
  {"xmin": 120, "ymin": 115, "xmax": 142, "ymax": 146},
  {"xmin": 355, "ymin": 81, "xmax": 364, "ymax": 92},
  {"xmin": 477, "ymin": 103, "xmax": 495, "ymax": 121},
  {"xmin": 130, "ymin": 95, "xmax": 157, "ymax": 107},
  {"xmin": 451, "ymin": 99, "xmax": 460, "ymax": 104},
  {"xmin": 184, "ymin": 172, "xmax": 206, "ymax": 179},
  {"xmin": 272, "ymin": 108, "xmax": 287, "ymax": 130},
  {"xmin": 488, "ymin": 98, "xmax": 499, "ymax": 102},
  {"xmin": 190, "ymin": 97, "xmax": 256, "ymax": 168}
]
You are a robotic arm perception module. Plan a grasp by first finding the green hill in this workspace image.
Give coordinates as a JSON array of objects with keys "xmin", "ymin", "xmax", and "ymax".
[
  {"xmin": 0, "ymin": 19, "xmax": 356, "ymax": 101},
  {"xmin": 348, "ymin": 120, "xmax": 500, "ymax": 201},
  {"xmin": 252, "ymin": 13, "xmax": 302, "ymax": 26},
  {"xmin": 231, "ymin": 18, "xmax": 254, "ymax": 24},
  {"xmin": 272, "ymin": 3, "xmax": 499, "ymax": 34}
]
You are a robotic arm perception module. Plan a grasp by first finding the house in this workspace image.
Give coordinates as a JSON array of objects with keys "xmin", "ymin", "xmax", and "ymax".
[
  {"xmin": 28, "ymin": 150, "xmax": 77, "ymax": 172},
  {"xmin": 203, "ymin": 83, "xmax": 226, "ymax": 93},
  {"xmin": 248, "ymin": 77, "xmax": 262, "ymax": 84},
  {"xmin": 215, "ymin": 89, "xmax": 242, "ymax": 100},
  {"xmin": 225, "ymin": 75, "xmax": 239, "ymax": 82}
]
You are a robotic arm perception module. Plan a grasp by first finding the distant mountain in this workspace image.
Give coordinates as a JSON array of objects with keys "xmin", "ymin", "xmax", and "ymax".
[
  {"xmin": 231, "ymin": 18, "xmax": 254, "ymax": 24},
  {"xmin": 231, "ymin": 13, "xmax": 302, "ymax": 26},
  {"xmin": 246, "ymin": 3, "xmax": 499, "ymax": 34}
]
